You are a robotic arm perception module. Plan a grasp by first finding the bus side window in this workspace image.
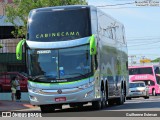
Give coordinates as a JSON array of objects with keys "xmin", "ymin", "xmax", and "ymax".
[
  {"xmin": 126, "ymin": 61, "xmax": 128, "ymax": 70},
  {"xmin": 94, "ymin": 55, "xmax": 98, "ymax": 70},
  {"xmin": 92, "ymin": 54, "xmax": 98, "ymax": 71}
]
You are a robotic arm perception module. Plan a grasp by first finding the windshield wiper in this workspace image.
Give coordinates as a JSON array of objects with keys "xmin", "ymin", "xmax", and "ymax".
[
  {"xmin": 45, "ymin": 75, "xmax": 57, "ymax": 79},
  {"xmin": 30, "ymin": 75, "xmax": 45, "ymax": 81}
]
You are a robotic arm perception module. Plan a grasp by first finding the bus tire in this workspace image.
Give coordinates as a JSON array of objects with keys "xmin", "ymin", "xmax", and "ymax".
[
  {"xmin": 69, "ymin": 103, "xmax": 83, "ymax": 108},
  {"xmin": 92, "ymin": 100, "xmax": 101, "ymax": 110},
  {"xmin": 92, "ymin": 89, "xmax": 106, "ymax": 110},
  {"xmin": 124, "ymin": 83, "xmax": 126, "ymax": 102},
  {"xmin": 40, "ymin": 105, "xmax": 55, "ymax": 113},
  {"xmin": 116, "ymin": 88, "xmax": 124, "ymax": 105},
  {"xmin": 152, "ymin": 89, "xmax": 157, "ymax": 96},
  {"xmin": 127, "ymin": 97, "xmax": 131, "ymax": 100},
  {"xmin": 0, "ymin": 86, "xmax": 3, "ymax": 92},
  {"xmin": 108, "ymin": 99, "xmax": 115, "ymax": 106},
  {"xmin": 144, "ymin": 96, "xmax": 149, "ymax": 99},
  {"xmin": 101, "ymin": 90, "xmax": 107, "ymax": 108}
]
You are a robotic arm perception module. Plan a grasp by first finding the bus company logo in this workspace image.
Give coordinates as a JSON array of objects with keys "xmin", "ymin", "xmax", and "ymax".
[
  {"xmin": 37, "ymin": 50, "xmax": 51, "ymax": 54},
  {"xmin": 57, "ymin": 89, "xmax": 62, "ymax": 94},
  {"xmin": 35, "ymin": 31, "xmax": 80, "ymax": 39},
  {"xmin": 135, "ymin": 75, "xmax": 148, "ymax": 79},
  {"xmin": 135, "ymin": 0, "xmax": 160, "ymax": 6}
]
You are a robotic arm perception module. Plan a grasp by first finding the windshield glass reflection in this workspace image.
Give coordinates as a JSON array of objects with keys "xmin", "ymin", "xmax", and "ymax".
[{"xmin": 28, "ymin": 45, "xmax": 92, "ymax": 82}]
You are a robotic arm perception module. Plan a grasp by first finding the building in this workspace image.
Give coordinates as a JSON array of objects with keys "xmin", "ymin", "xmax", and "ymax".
[{"xmin": 0, "ymin": 0, "xmax": 26, "ymax": 72}]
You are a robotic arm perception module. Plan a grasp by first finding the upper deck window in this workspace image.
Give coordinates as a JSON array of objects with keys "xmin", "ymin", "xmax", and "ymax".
[{"xmin": 27, "ymin": 7, "xmax": 91, "ymax": 42}]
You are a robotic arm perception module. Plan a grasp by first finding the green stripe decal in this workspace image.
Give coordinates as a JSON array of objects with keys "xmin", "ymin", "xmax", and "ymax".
[
  {"xmin": 28, "ymin": 76, "xmax": 94, "ymax": 86},
  {"xmin": 16, "ymin": 39, "xmax": 26, "ymax": 60}
]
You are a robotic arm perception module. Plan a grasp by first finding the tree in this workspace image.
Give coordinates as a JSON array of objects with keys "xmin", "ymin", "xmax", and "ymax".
[
  {"xmin": 151, "ymin": 58, "xmax": 160, "ymax": 63},
  {"xmin": 5, "ymin": 0, "xmax": 87, "ymax": 38}
]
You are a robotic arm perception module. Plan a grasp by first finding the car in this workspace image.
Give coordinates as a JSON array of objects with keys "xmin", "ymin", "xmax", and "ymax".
[
  {"xmin": 0, "ymin": 72, "xmax": 28, "ymax": 92},
  {"xmin": 126, "ymin": 82, "xmax": 149, "ymax": 100}
]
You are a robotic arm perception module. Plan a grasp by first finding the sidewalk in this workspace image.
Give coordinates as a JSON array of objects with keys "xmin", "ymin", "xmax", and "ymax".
[{"xmin": 0, "ymin": 100, "xmax": 38, "ymax": 111}]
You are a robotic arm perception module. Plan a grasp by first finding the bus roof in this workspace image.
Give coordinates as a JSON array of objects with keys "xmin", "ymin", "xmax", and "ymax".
[
  {"xmin": 29, "ymin": 5, "xmax": 124, "ymax": 29},
  {"xmin": 30, "ymin": 5, "xmax": 96, "ymax": 12}
]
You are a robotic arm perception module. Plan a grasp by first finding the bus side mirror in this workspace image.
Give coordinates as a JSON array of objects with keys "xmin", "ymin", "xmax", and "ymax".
[
  {"xmin": 89, "ymin": 35, "xmax": 97, "ymax": 55},
  {"xmin": 16, "ymin": 39, "xmax": 26, "ymax": 60}
]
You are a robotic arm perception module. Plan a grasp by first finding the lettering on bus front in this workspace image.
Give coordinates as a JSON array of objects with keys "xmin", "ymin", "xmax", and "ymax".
[
  {"xmin": 36, "ymin": 32, "xmax": 80, "ymax": 39},
  {"xmin": 135, "ymin": 75, "xmax": 148, "ymax": 79}
]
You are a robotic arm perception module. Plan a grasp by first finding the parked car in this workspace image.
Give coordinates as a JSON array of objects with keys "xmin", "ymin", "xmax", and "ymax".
[
  {"xmin": 127, "ymin": 81, "xmax": 149, "ymax": 100},
  {"xmin": 0, "ymin": 72, "xmax": 28, "ymax": 92}
]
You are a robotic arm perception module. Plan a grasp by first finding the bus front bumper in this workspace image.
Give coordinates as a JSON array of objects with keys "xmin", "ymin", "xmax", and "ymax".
[{"xmin": 28, "ymin": 86, "xmax": 98, "ymax": 105}]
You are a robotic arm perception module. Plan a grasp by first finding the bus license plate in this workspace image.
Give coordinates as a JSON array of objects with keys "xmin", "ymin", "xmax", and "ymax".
[{"xmin": 55, "ymin": 97, "xmax": 66, "ymax": 102}]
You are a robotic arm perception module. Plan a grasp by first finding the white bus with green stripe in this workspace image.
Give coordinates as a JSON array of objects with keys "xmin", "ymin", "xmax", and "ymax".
[{"xmin": 16, "ymin": 5, "xmax": 129, "ymax": 113}]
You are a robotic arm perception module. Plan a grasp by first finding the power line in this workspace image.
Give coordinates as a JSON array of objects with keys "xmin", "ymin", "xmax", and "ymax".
[
  {"xmin": 128, "ymin": 47, "xmax": 160, "ymax": 51},
  {"xmin": 128, "ymin": 43, "xmax": 160, "ymax": 48},
  {"xmin": 128, "ymin": 41, "xmax": 160, "ymax": 47},
  {"xmin": 95, "ymin": 0, "xmax": 160, "ymax": 9},
  {"xmin": 127, "ymin": 36, "xmax": 160, "ymax": 39},
  {"xmin": 98, "ymin": 4, "xmax": 160, "ymax": 9},
  {"xmin": 96, "ymin": 2, "xmax": 135, "ymax": 7},
  {"xmin": 127, "ymin": 37, "xmax": 160, "ymax": 41}
]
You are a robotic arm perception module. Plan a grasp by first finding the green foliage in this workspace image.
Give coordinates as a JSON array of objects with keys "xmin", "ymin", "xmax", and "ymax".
[
  {"xmin": 5, "ymin": 0, "xmax": 87, "ymax": 38},
  {"xmin": 151, "ymin": 58, "xmax": 160, "ymax": 62}
]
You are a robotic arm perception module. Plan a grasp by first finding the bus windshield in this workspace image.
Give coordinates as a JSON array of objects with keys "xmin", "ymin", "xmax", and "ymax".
[
  {"xmin": 28, "ymin": 45, "xmax": 92, "ymax": 82},
  {"xmin": 129, "ymin": 83, "xmax": 145, "ymax": 88},
  {"xmin": 28, "ymin": 8, "xmax": 91, "ymax": 42},
  {"xmin": 129, "ymin": 67, "xmax": 153, "ymax": 75}
]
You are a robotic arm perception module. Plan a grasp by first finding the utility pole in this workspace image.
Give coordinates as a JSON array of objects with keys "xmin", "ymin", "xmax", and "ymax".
[
  {"xmin": 128, "ymin": 55, "xmax": 136, "ymax": 66},
  {"xmin": 141, "ymin": 56, "xmax": 145, "ymax": 66}
]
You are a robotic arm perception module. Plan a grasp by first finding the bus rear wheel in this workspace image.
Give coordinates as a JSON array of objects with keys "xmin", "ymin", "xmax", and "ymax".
[
  {"xmin": 40, "ymin": 105, "xmax": 55, "ymax": 113},
  {"xmin": 116, "ymin": 88, "xmax": 124, "ymax": 105},
  {"xmin": 92, "ymin": 90, "xmax": 106, "ymax": 110},
  {"xmin": 92, "ymin": 100, "xmax": 101, "ymax": 110}
]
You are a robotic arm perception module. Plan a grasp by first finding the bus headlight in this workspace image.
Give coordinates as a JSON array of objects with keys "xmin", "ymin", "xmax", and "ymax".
[
  {"xmin": 29, "ymin": 87, "xmax": 42, "ymax": 93},
  {"xmin": 29, "ymin": 95, "xmax": 38, "ymax": 101},
  {"xmin": 78, "ymin": 81, "xmax": 95, "ymax": 89},
  {"xmin": 140, "ymin": 90, "xmax": 145, "ymax": 92},
  {"xmin": 28, "ymin": 84, "xmax": 42, "ymax": 93}
]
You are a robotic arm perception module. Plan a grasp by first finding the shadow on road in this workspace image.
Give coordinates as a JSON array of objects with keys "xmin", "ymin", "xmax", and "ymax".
[
  {"xmin": 0, "ymin": 101, "xmax": 37, "ymax": 112},
  {"xmin": 106, "ymin": 101, "xmax": 160, "ymax": 111}
]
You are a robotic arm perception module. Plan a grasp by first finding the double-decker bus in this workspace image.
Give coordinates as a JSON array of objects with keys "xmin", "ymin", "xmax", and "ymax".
[
  {"xmin": 16, "ymin": 5, "xmax": 129, "ymax": 112},
  {"xmin": 129, "ymin": 65, "xmax": 160, "ymax": 96}
]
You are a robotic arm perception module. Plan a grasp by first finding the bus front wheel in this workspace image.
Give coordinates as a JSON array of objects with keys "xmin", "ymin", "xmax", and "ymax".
[
  {"xmin": 0, "ymin": 86, "xmax": 3, "ymax": 92},
  {"xmin": 152, "ymin": 89, "xmax": 157, "ymax": 96},
  {"xmin": 40, "ymin": 105, "xmax": 55, "ymax": 113}
]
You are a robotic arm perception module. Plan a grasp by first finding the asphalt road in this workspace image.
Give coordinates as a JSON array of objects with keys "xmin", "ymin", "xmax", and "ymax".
[{"xmin": 9, "ymin": 96, "xmax": 160, "ymax": 117}]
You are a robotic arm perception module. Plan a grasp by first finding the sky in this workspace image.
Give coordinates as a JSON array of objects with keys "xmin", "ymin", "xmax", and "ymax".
[{"xmin": 87, "ymin": 0, "xmax": 160, "ymax": 63}]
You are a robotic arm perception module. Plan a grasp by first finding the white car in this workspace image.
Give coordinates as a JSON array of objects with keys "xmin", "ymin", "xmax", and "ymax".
[{"xmin": 127, "ymin": 82, "xmax": 149, "ymax": 100}]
